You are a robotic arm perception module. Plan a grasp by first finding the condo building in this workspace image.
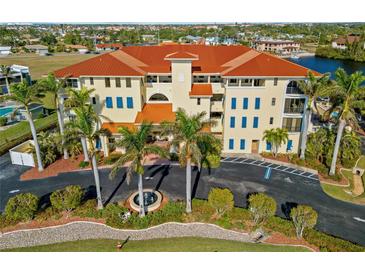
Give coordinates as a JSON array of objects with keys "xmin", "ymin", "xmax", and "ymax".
[{"xmin": 55, "ymin": 45, "xmax": 319, "ymax": 155}]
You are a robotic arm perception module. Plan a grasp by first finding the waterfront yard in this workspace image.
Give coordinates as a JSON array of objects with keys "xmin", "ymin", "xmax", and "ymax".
[
  {"xmin": 0, "ymin": 113, "xmax": 57, "ymax": 155},
  {"xmin": 0, "ymin": 54, "xmax": 95, "ymax": 79},
  {"xmin": 2, "ymin": 237, "xmax": 310, "ymax": 252}
]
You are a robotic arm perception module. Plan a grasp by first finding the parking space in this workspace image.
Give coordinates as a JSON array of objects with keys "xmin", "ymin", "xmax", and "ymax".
[{"xmin": 221, "ymin": 156, "xmax": 319, "ymax": 182}]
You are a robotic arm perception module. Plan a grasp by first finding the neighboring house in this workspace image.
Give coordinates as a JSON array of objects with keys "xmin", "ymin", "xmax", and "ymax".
[
  {"xmin": 252, "ymin": 39, "xmax": 300, "ymax": 54},
  {"xmin": 0, "ymin": 46, "xmax": 11, "ymax": 56},
  {"xmin": 141, "ymin": 35, "xmax": 156, "ymax": 42},
  {"xmin": 331, "ymin": 34, "xmax": 365, "ymax": 50},
  {"xmin": 55, "ymin": 45, "xmax": 318, "ymax": 155},
  {"xmin": 0, "ymin": 65, "xmax": 31, "ymax": 94},
  {"xmin": 95, "ymin": 43, "xmax": 123, "ymax": 52},
  {"xmin": 66, "ymin": 44, "xmax": 89, "ymax": 54},
  {"xmin": 179, "ymin": 35, "xmax": 204, "ymax": 44},
  {"xmin": 205, "ymin": 37, "xmax": 219, "ymax": 45},
  {"xmin": 24, "ymin": 45, "xmax": 49, "ymax": 55}
]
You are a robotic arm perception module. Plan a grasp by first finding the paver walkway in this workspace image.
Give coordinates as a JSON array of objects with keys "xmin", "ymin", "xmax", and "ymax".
[{"xmin": 353, "ymin": 175, "xmax": 364, "ymax": 196}]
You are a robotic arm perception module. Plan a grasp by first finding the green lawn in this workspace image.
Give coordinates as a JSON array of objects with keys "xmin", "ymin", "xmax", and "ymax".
[
  {"xmin": 0, "ymin": 54, "xmax": 94, "ymax": 79},
  {"xmin": 356, "ymin": 156, "xmax": 365, "ymax": 169},
  {"xmin": 2, "ymin": 237, "xmax": 310, "ymax": 252},
  {"xmin": 0, "ymin": 113, "xmax": 57, "ymax": 154}
]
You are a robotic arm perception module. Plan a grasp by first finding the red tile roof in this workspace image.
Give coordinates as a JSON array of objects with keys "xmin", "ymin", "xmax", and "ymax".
[
  {"xmin": 101, "ymin": 122, "xmax": 135, "ymax": 133},
  {"xmin": 55, "ymin": 45, "xmax": 320, "ymax": 77},
  {"xmin": 189, "ymin": 84, "xmax": 213, "ymax": 97},
  {"xmin": 135, "ymin": 104, "xmax": 175, "ymax": 124}
]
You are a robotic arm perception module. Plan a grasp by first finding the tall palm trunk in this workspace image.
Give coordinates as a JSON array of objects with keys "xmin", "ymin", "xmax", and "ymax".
[
  {"xmin": 56, "ymin": 98, "xmax": 68, "ymax": 159},
  {"xmin": 81, "ymin": 137, "xmax": 90, "ymax": 162},
  {"xmin": 300, "ymin": 108, "xmax": 311, "ymax": 159},
  {"xmin": 138, "ymin": 173, "xmax": 145, "ymax": 217},
  {"xmin": 91, "ymin": 153, "xmax": 103, "ymax": 209},
  {"xmin": 5, "ymin": 77, "xmax": 10, "ymax": 95},
  {"xmin": 25, "ymin": 109, "xmax": 43, "ymax": 172},
  {"xmin": 329, "ymin": 119, "xmax": 346, "ymax": 176},
  {"xmin": 186, "ymin": 157, "xmax": 192, "ymax": 213}
]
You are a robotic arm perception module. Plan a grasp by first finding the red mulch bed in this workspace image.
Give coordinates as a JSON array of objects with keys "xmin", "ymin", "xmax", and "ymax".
[
  {"xmin": 264, "ymin": 232, "xmax": 319, "ymax": 252},
  {"xmin": 20, "ymin": 155, "xmax": 86, "ymax": 181},
  {"xmin": 1, "ymin": 214, "xmax": 105, "ymax": 234}
]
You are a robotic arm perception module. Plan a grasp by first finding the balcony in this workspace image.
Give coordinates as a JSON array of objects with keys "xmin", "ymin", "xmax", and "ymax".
[
  {"xmin": 286, "ymin": 86, "xmax": 304, "ymax": 94},
  {"xmin": 211, "ymin": 117, "xmax": 223, "ymax": 133},
  {"xmin": 284, "ymin": 105, "xmax": 304, "ymax": 114},
  {"xmin": 211, "ymin": 101, "xmax": 223, "ymax": 112}
]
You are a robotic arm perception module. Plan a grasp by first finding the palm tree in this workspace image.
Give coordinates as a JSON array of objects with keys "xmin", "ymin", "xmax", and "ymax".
[
  {"xmin": 36, "ymin": 73, "xmax": 69, "ymax": 159},
  {"xmin": 65, "ymin": 86, "xmax": 95, "ymax": 162},
  {"xmin": 328, "ymin": 69, "xmax": 365, "ymax": 175},
  {"xmin": 0, "ymin": 65, "xmax": 14, "ymax": 95},
  {"xmin": 262, "ymin": 128, "xmax": 289, "ymax": 157},
  {"xmin": 8, "ymin": 82, "xmax": 44, "ymax": 171},
  {"xmin": 162, "ymin": 109, "xmax": 215, "ymax": 213},
  {"xmin": 68, "ymin": 105, "xmax": 109, "ymax": 209},
  {"xmin": 297, "ymin": 71, "xmax": 331, "ymax": 159},
  {"xmin": 109, "ymin": 123, "xmax": 168, "ymax": 217}
]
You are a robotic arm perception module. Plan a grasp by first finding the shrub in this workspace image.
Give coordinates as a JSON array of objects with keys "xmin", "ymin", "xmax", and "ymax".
[
  {"xmin": 290, "ymin": 205, "xmax": 318, "ymax": 238},
  {"xmin": 5, "ymin": 193, "xmax": 39, "ymax": 222},
  {"xmin": 72, "ymin": 199, "xmax": 103, "ymax": 218},
  {"xmin": 50, "ymin": 185, "xmax": 84, "ymax": 212},
  {"xmin": 79, "ymin": 161, "xmax": 89, "ymax": 168},
  {"xmin": 169, "ymin": 152, "xmax": 179, "ymax": 162},
  {"xmin": 264, "ymin": 216, "xmax": 296, "ymax": 238},
  {"xmin": 208, "ymin": 188, "xmax": 234, "ymax": 218},
  {"xmin": 0, "ymin": 116, "xmax": 7, "ymax": 126},
  {"xmin": 304, "ymin": 229, "xmax": 365, "ymax": 252},
  {"xmin": 102, "ymin": 203, "xmax": 128, "ymax": 227},
  {"xmin": 103, "ymin": 153, "xmax": 123, "ymax": 165},
  {"xmin": 248, "ymin": 193, "xmax": 276, "ymax": 225}
]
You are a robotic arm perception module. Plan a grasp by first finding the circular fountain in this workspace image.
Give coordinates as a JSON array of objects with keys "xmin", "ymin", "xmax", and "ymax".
[{"xmin": 128, "ymin": 189, "xmax": 163, "ymax": 212}]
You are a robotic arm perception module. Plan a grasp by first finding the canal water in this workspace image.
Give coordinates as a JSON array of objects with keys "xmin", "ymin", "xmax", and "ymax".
[{"xmin": 289, "ymin": 56, "xmax": 365, "ymax": 78}]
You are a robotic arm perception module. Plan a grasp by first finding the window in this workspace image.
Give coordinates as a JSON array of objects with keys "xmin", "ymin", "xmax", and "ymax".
[
  {"xmin": 90, "ymin": 77, "xmax": 94, "ymax": 85},
  {"xmin": 241, "ymin": 116, "xmax": 247, "ymax": 128},
  {"xmin": 287, "ymin": 140, "xmax": 293, "ymax": 151},
  {"xmin": 149, "ymin": 93, "xmax": 169, "ymax": 101},
  {"xmin": 197, "ymin": 98, "xmax": 201, "ymax": 105},
  {"xmin": 116, "ymin": 97, "xmax": 123, "ymax": 108},
  {"xmin": 230, "ymin": 117, "xmax": 235, "ymax": 128},
  {"xmin": 243, "ymin": 98, "xmax": 248, "ymax": 109},
  {"xmin": 115, "ymin": 78, "xmax": 121, "ymax": 88},
  {"xmin": 255, "ymin": 98, "xmax": 261, "ymax": 109},
  {"xmin": 269, "ymin": 117, "xmax": 274, "ymax": 125},
  {"xmin": 105, "ymin": 97, "xmax": 113, "ymax": 108},
  {"xmin": 271, "ymin": 98, "xmax": 276, "ymax": 106},
  {"xmin": 241, "ymin": 79, "xmax": 252, "ymax": 87},
  {"xmin": 105, "ymin": 77, "xmax": 111, "ymax": 88},
  {"xmin": 159, "ymin": 75, "xmax": 172, "ymax": 83},
  {"xmin": 286, "ymin": 81, "xmax": 303, "ymax": 94},
  {"xmin": 92, "ymin": 97, "xmax": 96, "ymax": 105},
  {"xmin": 266, "ymin": 142, "xmax": 272, "ymax": 151},
  {"xmin": 253, "ymin": 79, "xmax": 265, "ymax": 87},
  {"xmin": 274, "ymin": 78, "xmax": 278, "ymax": 86},
  {"xmin": 210, "ymin": 75, "xmax": 221, "ymax": 83},
  {"xmin": 147, "ymin": 75, "xmax": 157, "ymax": 83},
  {"xmin": 282, "ymin": 118, "xmax": 302, "ymax": 132},
  {"xmin": 253, "ymin": 116, "xmax": 259, "ymax": 128},
  {"xmin": 240, "ymin": 139, "xmax": 246, "ymax": 150},
  {"xmin": 126, "ymin": 78, "xmax": 132, "ymax": 88},
  {"xmin": 66, "ymin": 79, "xmax": 78, "ymax": 88},
  {"xmin": 231, "ymin": 98, "xmax": 237, "ymax": 109},
  {"xmin": 228, "ymin": 78, "xmax": 239, "ymax": 87},
  {"xmin": 229, "ymin": 139, "xmax": 234, "ymax": 150},
  {"xmin": 193, "ymin": 75, "xmax": 208, "ymax": 83},
  {"xmin": 126, "ymin": 97, "xmax": 133, "ymax": 109}
]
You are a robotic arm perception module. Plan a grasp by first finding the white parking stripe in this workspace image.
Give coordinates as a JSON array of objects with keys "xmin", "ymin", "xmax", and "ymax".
[{"xmin": 9, "ymin": 189, "xmax": 20, "ymax": 194}]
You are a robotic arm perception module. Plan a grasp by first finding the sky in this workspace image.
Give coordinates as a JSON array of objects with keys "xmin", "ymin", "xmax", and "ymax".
[{"xmin": 1, "ymin": 0, "xmax": 364, "ymax": 23}]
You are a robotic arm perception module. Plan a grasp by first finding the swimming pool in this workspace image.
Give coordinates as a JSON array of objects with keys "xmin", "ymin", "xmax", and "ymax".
[{"xmin": 0, "ymin": 107, "xmax": 15, "ymax": 117}]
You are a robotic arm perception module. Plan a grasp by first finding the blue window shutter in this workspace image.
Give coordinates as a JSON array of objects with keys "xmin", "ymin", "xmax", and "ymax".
[
  {"xmin": 116, "ymin": 97, "xmax": 123, "ymax": 108},
  {"xmin": 96, "ymin": 139, "xmax": 101, "ymax": 149},
  {"xmin": 266, "ymin": 142, "xmax": 272, "ymax": 151},
  {"xmin": 240, "ymin": 139, "xmax": 245, "ymax": 150},
  {"xmin": 241, "ymin": 116, "xmax": 247, "ymax": 128},
  {"xmin": 229, "ymin": 139, "xmax": 234, "ymax": 150},
  {"xmin": 255, "ymin": 98, "xmax": 260, "ymax": 109},
  {"xmin": 230, "ymin": 117, "xmax": 235, "ymax": 128},
  {"xmin": 253, "ymin": 117, "xmax": 259, "ymax": 128},
  {"xmin": 287, "ymin": 140, "xmax": 293, "ymax": 151},
  {"xmin": 127, "ymin": 97, "xmax": 133, "ymax": 108},
  {"xmin": 105, "ymin": 97, "xmax": 113, "ymax": 108},
  {"xmin": 231, "ymin": 98, "xmax": 236, "ymax": 109},
  {"xmin": 243, "ymin": 98, "xmax": 248, "ymax": 109}
]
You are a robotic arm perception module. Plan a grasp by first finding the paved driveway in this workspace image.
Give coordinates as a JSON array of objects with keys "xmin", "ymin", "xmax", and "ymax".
[{"xmin": 0, "ymin": 155, "xmax": 364, "ymax": 246}]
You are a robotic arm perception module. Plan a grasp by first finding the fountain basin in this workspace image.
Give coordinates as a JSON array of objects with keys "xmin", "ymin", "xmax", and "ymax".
[{"xmin": 128, "ymin": 189, "xmax": 163, "ymax": 212}]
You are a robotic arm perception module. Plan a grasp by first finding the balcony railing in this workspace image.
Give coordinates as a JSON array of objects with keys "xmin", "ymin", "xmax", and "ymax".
[
  {"xmin": 283, "ymin": 125, "xmax": 302, "ymax": 132},
  {"xmin": 284, "ymin": 106, "xmax": 304, "ymax": 114},
  {"xmin": 286, "ymin": 86, "xmax": 304, "ymax": 94},
  {"xmin": 211, "ymin": 101, "xmax": 223, "ymax": 112}
]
